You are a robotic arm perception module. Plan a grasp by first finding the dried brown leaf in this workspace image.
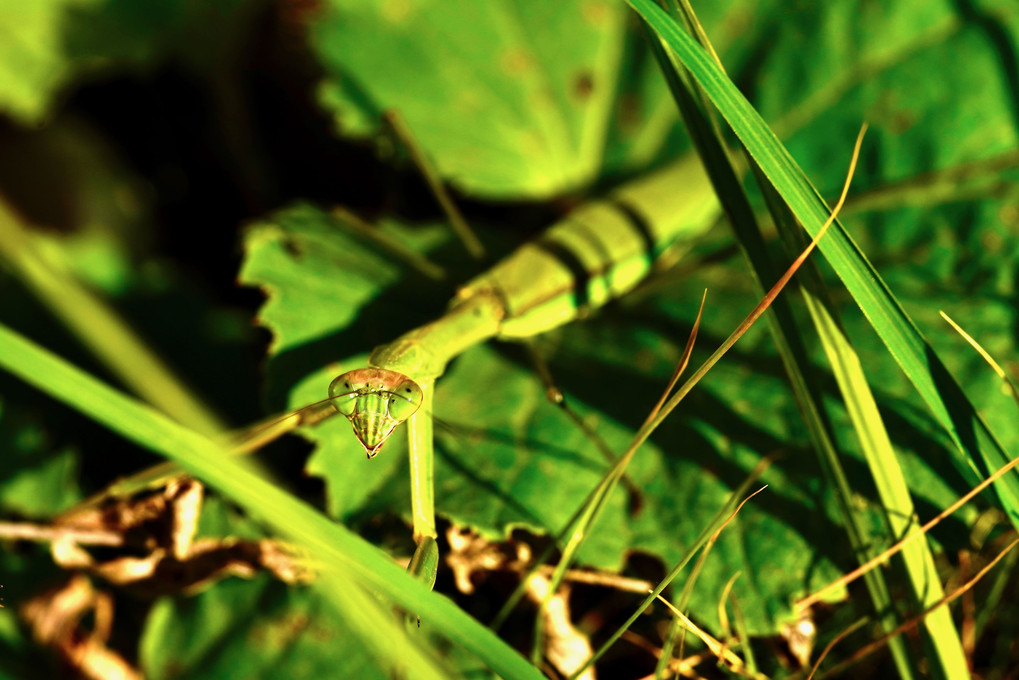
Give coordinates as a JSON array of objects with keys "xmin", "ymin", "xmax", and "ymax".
[
  {"xmin": 525, "ymin": 574, "xmax": 596, "ymax": 680},
  {"xmin": 21, "ymin": 575, "xmax": 142, "ymax": 680}
]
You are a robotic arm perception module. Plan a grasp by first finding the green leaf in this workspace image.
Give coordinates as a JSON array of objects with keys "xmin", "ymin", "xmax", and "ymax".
[
  {"xmin": 239, "ymin": 205, "xmax": 450, "ymax": 357},
  {"xmin": 310, "ymin": 0, "xmax": 632, "ymax": 199},
  {"xmin": 0, "ymin": 349, "xmax": 85, "ymax": 520},
  {"xmin": 308, "ymin": 1, "xmax": 809, "ymax": 199},
  {"xmin": 0, "ymin": 446, "xmax": 81, "ymax": 517}
]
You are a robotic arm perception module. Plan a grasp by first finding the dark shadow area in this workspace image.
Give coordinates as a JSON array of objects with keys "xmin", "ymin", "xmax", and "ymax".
[{"xmin": 951, "ymin": 0, "xmax": 1019, "ymax": 139}]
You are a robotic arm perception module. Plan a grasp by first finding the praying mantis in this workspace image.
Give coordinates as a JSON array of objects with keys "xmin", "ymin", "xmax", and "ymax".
[
  {"xmin": 268, "ymin": 150, "xmax": 724, "ymax": 587},
  {"xmin": 272, "ymin": 119, "xmax": 871, "ymax": 622}
]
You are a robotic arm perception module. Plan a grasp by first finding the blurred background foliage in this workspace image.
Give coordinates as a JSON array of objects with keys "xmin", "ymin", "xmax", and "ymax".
[{"xmin": 0, "ymin": 0, "xmax": 1017, "ymax": 678}]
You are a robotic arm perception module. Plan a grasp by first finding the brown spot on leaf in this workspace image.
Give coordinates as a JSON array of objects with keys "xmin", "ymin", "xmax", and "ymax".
[
  {"xmin": 574, "ymin": 71, "xmax": 595, "ymax": 101},
  {"xmin": 889, "ymin": 110, "xmax": 917, "ymax": 134},
  {"xmin": 617, "ymin": 92, "xmax": 641, "ymax": 134},
  {"xmin": 283, "ymin": 236, "xmax": 303, "ymax": 259}
]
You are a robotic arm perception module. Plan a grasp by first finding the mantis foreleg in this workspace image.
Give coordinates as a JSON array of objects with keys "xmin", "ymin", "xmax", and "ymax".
[
  {"xmin": 406, "ymin": 381, "xmax": 438, "ymax": 589},
  {"xmin": 407, "ymin": 381, "xmax": 436, "ymax": 543}
]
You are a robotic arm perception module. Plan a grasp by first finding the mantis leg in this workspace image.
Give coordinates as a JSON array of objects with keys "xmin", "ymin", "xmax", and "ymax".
[{"xmin": 406, "ymin": 379, "xmax": 438, "ymax": 589}]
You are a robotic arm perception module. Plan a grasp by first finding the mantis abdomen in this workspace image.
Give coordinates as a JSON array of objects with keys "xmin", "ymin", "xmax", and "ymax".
[{"xmin": 369, "ymin": 152, "xmax": 719, "ymax": 380}]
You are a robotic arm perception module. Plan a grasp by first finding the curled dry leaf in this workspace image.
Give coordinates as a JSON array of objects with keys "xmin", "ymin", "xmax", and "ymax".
[
  {"xmin": 781, "ymin": 613, "xmax": 817, "ymax": 669},
  {"xmin": 55, "ymin": 477, "xmax": 204, "ymax": 559},
  {"xmin": 445, "ymin": 526, "xmax": 654, "ymax": 593},
  {"xmin": 64, "ymin": 477, "xmax": 312, "ymax": 595},
  {"xmin": 7, "ymin": 476, "xmax": 312, "ymax": 595},
  {"xmin": 11, "ymin": 477, "xmax": 315, "ymax": 679},
  {"xmin": 525, "ymin": 573, "xmax": 596, "ymax": 680},
  {"xmin": 445, "ymin": 526, "xmax": 596, "ymax": 677},
  {"xmin": 100, "ymin": 538, "xmax": 314, "ymax": 597},
  {"xmin": 21, "ymin": 574, "xmax": 142, "ymax": 680},
  {"xmin": 445, "ymin": 525, "xmax": 525, "ymax": 594}
]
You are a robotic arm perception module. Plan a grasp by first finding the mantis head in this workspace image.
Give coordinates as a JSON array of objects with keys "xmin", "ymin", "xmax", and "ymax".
[{"xmin": 328, "ymin": 368, "xmax": 423, "ymax": 458}]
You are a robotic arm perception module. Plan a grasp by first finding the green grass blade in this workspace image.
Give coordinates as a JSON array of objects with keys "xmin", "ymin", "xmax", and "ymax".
[
  {"xmin": 642, "ymin": 11, "xmax": 921, "ymax": 677},
  {"xmin": 626, "ymin": 0, "xmax": 1019, "ymax": 530},
  {"xmin": 0, "ymin": 321, "xmax": 544, "ymax": 680},
  {"xmin": 662, "ymin": 2, "xmax": 966, "ymax": 672},
  {"xmin": 0, "ymin": 198, "xmax": 224, "ymax": 436},
  {"xmin": 648, "ymin": 4, "xmax": 967, "ymax": 673},
  {"xmin": 769, "ymin": 188, "xmax": 968, "ymax": 677}
]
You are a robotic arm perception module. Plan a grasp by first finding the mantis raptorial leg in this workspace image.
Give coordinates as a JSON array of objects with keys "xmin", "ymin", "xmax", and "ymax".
[
  {"xmin": 406, "ymin": 392, "xmax": 439, "ymax": 590},
  {"xmin": 406, "ymin": 382, "xmax": 436, "ymax": 545}
]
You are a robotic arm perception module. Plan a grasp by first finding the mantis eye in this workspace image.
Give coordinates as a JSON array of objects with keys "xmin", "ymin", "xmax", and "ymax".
[
  {"xmin": 387, "ymin": 379, "xmax": 423, "ymax": 422},
  {"xmin": 328, "ymin": 374, "xmax": 358, "ymax": 417}
]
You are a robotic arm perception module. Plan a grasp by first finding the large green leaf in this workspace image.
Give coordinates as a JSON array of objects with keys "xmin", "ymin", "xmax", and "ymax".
[
  {"xmin": 311, "ymin": 0, "xmax": 629, "ymax": 199},
  {"xmin": 308, "ymin": 1, "xmax": 805, "ymax": 199}
]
